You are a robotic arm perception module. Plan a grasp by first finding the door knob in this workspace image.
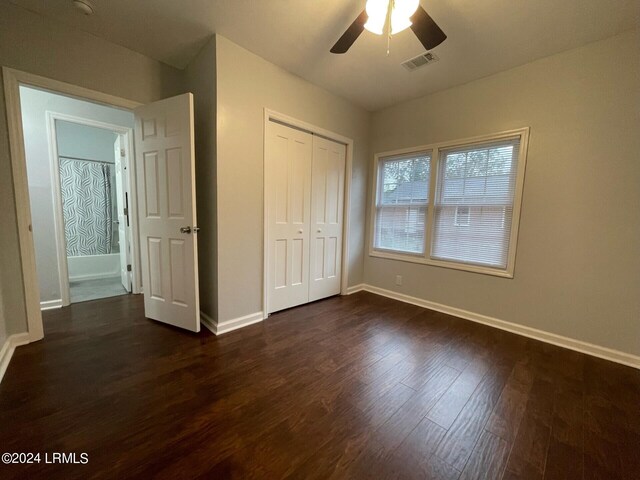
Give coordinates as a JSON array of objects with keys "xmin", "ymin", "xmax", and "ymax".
[
  {"xmin": 298, "ymin": 229, "xmax": 303, "ymax": 234},
  {"xmin": 317, "ymin": 229, "xmax": 322, "ymax": 233},
  {"xmin": 180, "ymin": 226, "xmax": 192, "ymax": 234}
]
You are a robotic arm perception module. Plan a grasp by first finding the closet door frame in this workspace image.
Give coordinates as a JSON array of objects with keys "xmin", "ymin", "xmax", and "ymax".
[
  {"xmin": 46, "ymin": 111, "xmax": 141, "ymax": 306},
  {"xmin": 262, "ymin": 109, "xmax": 354, "ymax": 318}
]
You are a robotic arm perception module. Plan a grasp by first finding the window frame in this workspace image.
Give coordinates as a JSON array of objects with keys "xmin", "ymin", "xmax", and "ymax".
[{"xmin": 369, "ymin": 128, "xmax": 530, "ymax": 278}]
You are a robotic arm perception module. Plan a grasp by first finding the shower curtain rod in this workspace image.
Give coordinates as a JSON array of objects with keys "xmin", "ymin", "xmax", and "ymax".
[{"xmin": 59, "ymin": 155, "xmax": 113, "ymax": 165}]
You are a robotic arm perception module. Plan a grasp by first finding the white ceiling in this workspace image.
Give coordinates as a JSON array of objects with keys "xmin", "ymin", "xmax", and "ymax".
[{"xmin": 10, "ymin": 0, "xmax": 640, "ymax": 111}]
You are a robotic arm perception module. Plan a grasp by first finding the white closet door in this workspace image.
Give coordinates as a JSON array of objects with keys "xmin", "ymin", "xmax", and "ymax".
[
  {"xmin": 266, "ymin": 121, "xmax": 313, "ymax": 314},
  {"xmin": 309, "ymin": 136, "xmax": 346, "ymax": 302}
]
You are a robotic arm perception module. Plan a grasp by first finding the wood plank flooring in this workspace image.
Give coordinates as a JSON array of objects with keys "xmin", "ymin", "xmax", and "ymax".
[{"xmin": 1, "ymin": 292, "xmax": 639, "ymax": 479}]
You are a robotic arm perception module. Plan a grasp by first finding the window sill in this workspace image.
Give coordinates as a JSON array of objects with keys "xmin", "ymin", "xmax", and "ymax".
[{"xmin": 368, "ymin": 249, "xmax": 514, "ymax": 279}]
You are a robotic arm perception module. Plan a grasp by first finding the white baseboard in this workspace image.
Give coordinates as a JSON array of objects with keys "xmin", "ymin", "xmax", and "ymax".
[
  {"xmin": 40, "ymin": 299, "xmax": 63, "ymax": 311},
  {"xmin": 201, "ymin": 311, "xmax": 264, "ymax": 336},
  {"xmin": 345, "ymin": 283, "xmax": 365, "ymax": 295},
  {"xmin": 357, "ymin": 284, "xmax": 640, "ymax": 370},
  {"xmin": 0, "ymin": 333, "xmax": 31, "ymax": 383},
  {"xmin": 200, "ymin": 311, "xmax": 216, "ymax": 333}
]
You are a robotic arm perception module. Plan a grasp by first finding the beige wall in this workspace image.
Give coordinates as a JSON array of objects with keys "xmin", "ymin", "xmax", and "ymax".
[
  {"xmin": 0, "ymin": 2, "xmax": 184, "ymax": 335},
  {"xmin": 365, "ymin": 30, "xmax": 640, "ymax": 356},
  {"xmin": 185, "ymin": 36, "xmax": 218, "ymax": 320},
  {"xmin": 216, "ymin": 35, "xmax": 371, "ymax": 322},
  {"xmin": 0, "ymin": 281, "xmax": 6, "ymax": 349}
]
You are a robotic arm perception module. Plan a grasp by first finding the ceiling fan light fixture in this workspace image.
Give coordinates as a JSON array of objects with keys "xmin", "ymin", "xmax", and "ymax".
[
  {"xmin": 393, "ymin": 0, "xmax": 419, "ymax": 19},
  {"xmin": 391, "ymin": 0, "xmax": 419, "ymax": 33},
  {"xmin": 330, "ymin": 0, "xmax": 446, "ymax": 54},
  {"xmin": 391, "ymin": 14, "xmax": 412, "ymax": 34},
  {"xmin": 364, "ymin": 0, "xmax": 420, "ymax": 36},
  {"xmin": 364, "ymin": 0, "xmax": 388, "ymax": 35}
]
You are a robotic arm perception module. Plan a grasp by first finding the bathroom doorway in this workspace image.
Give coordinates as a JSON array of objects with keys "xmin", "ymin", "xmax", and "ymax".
[
  {"xmin": 18, "ymin": 85, "xmax": 140, "ymax": 309},
  {"xmin": 55, "ymin": 119, "xmax": 130, "ymax": 303}
]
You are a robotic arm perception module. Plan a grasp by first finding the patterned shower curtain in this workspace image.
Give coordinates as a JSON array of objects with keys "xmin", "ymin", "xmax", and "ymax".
[{"xmin": 59, "ymin": 158, "xmax": 113, "ymax": 256}]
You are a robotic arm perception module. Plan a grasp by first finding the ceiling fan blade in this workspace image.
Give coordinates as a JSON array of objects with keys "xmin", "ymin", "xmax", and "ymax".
[
  {"xmin": 410, "ymin": 6, "xmax": 447, "ymax": 51},
  {"xmin": 330, "ymin": 10, "xmax": 369, "ymax": 54}
]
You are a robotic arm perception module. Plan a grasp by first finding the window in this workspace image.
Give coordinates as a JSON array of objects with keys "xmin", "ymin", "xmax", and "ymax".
[
  {"xmin": 370, "ymin": 129, "xmax": 528, "ymax": 277},
  {"xmin": 432, "ymin": 138, "xmax": 520, "ymax": 269},
  {"xmin": 373, "ymin": 152, "xmax": 431, "ymax": 254}
]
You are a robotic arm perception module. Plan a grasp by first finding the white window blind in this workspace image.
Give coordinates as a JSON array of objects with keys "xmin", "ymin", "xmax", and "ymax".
[
  {"xmin": 374, "ymin": 152, "xmax": 431, "ymax": 254},
  {"xmin": 431, "ymin": 138, "xmax": 520, "ymax": 269}
]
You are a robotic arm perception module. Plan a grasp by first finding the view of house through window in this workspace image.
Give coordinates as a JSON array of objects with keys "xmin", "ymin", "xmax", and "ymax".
[
  {"xmin": 432, "ymin": 139, "xmax": 520, "ymax": 269},
  {"xmin": 371, "ymin": 131, "xmax": 526, "ymax": 275},
  {"xmin": 374, "ymin": 152, "xmax": 431, "ymax": 254},
  {"xmin": 454, "ymin": 206, "xmax": 470, "ymax": 226}
]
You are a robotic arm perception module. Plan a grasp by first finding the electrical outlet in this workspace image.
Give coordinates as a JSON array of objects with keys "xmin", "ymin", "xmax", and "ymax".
[{"xmin": 395, "ymin": 275, "xmax": 403, "ymax": 286}]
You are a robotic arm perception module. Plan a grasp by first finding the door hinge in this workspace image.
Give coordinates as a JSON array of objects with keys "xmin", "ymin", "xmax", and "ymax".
[
  {"xmin": 120, "ymin": 149, "xmax": 126, "ymax": 157},
  {"xmin": 127, "ymin": 264, "xmax": 132, "ymax": 272},
  {"xmin": 123, "ymin": 207, "xmax": 128, "ymax": 217}
]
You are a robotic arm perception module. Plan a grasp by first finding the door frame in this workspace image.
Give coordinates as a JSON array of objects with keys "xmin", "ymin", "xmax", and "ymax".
[
  {"xmin": 262, "ymin": 109, "xmax": 354, "ymax": 318},
  {"xmin": 2, "ymin": 67, "xmax": 142, "ymax": 342},
  {"xmin": 45, "ymin": 111, "xmax": 140, "ymax": 307}
]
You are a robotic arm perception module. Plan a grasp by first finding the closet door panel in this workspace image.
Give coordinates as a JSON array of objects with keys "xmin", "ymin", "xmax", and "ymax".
[
  {"xmin": 309, "ymin": 136, "xmax": 345, "ymax": 302},
  {"xmin": 266, "ymin": 122, "xmax": 312, "ymax": 313}
]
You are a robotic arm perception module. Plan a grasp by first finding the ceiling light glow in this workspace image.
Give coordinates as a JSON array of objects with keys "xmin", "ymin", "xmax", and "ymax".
[
  {"xmin": 364, "ymin": 0, "xmax": 419, "ymax": 35},
  {"xmin": 364, "ymin": 0, "xmax": 388, "ymax": 35},
  {"xmin": 391, "ymin": 0, "xmax": 418, "ymax": 33}
]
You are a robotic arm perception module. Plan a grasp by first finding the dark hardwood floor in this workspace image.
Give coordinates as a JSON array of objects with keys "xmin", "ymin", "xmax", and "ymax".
[{"xmin": 1, "ymin": 292, "xmax": 639, "ymax": 479}]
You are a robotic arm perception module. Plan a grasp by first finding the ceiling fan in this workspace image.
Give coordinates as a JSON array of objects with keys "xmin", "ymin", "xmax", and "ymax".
[{"xmin": 330, "ymin": 0, "xmax": 446, "ymax": 54}]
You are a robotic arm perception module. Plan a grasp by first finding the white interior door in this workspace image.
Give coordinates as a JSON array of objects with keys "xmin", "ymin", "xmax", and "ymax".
[
  {"xmin": 114, "ymin": 135, "xmax": 131, "ymax": 292},
  {"xmin": 266, "ymin": 121, "xmax": 312, "ymax": 314},
  {"xmin": 309, "ymin": 136, "xmax": 346, "ymax": 302},
  {"xmin": 134, "ymin": 93, "xmax": 200, "ymax": 332}
]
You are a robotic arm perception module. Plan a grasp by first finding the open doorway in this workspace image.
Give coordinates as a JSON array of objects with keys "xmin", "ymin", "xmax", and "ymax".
[
  {"xmin": 5, "ymin": 68, "xmax": 201, "ymax": 338},
  {"xmin": 18, "ymin": 85, "xmax": 139, "ymax": 309},
  {"xmin": 55, "ymin": 120, "xmax": 131, "ymax": 303}
]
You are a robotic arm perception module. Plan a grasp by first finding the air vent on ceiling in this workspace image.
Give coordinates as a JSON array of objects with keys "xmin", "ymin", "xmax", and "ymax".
[{"xmin": 402, "ymin": 52, "xmax": 440, "ymax": 71}]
